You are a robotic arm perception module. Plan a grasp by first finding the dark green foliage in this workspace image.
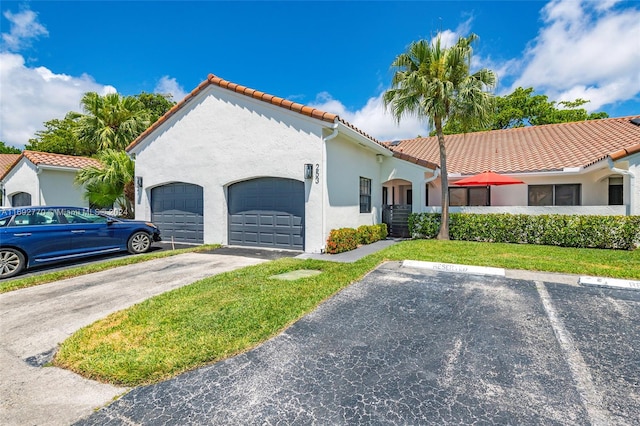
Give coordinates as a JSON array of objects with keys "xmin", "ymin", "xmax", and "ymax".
[
  {"xmin": 25, "ymin": 113, "xmax": 94, "ymax": 156},
  {"xmin": 26, "ymin": 91, "xmax": 175, "ymax": 156},
  {"xmin": 434, "ymin": 87, "xmax": 610, "ymax": 135},
  {"xmin": 0, "ymin": 141, "xmax": 21, "ymax": 154},
  {"xmin": 326, "ymin": 224, "xmax": 388, "ymax": 254},
  {"xmin": 134, "ymin": 92, "xmax": 175, "ymax": 123},
  {"xmin": 409, "ymin": 213, "xmax": 640, "ymax": 250}
]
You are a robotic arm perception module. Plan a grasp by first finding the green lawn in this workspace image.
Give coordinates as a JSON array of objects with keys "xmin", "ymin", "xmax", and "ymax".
[
  {"xmin": 0, "ymin": 245, "xmax": 220, "ymax": 294},
  {"xmin": 53, "ymin": 240, "xmax": 639, "ymax": 387}
]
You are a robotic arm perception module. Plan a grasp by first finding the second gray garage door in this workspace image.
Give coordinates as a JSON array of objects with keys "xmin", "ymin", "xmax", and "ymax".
[
  {"xmin": 228, "ymin": 178, "xmax": 304, "ymax": 250},
  {"xmin": 151, "ymin": 183, "xmax": 204, "ymax": 244}
]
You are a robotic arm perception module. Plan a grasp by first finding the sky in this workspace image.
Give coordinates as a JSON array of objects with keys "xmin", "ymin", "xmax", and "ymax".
[{"xmin": 1, "ymin": 0, "xmax": 639, "ymax": 149}]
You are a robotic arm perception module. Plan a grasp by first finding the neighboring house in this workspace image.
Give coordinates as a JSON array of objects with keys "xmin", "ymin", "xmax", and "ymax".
[
  {"xmin": 126, "ymin": 74, "xmax": 437, "ymax": 252},
  {"xmin": 0, "ymin": 154, "xmax": 21, "ymax": 206},
  {"xmin": 386, "ymin": 116, "xmax": 640, "ymax": 216},
  {"xmin": 0, "ymin": 151, "xmax": 101, "ymax": 208}
]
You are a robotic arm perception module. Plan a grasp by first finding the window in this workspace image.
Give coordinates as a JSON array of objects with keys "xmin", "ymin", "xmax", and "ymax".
[
  {"xmin": 359, "ymin": 177, "xmax": 371, "ymax": 213},
  {"xmin": 11, "ymin": 192, "xmax": 31, "ymax": 207},
  {"xmin": 406, "ymin": 189, "xmax": 413, "ymax": 205},
  {"xmin": 10, "ymin": 209, "xmax": 60, "ymax": 226},
  {"xmin": 63, "ymin": 209, "xmax": 109, "ymax": 224},
  {"xmin": 609, "ymin": 177, "xmax": 623, "ymax": 205},
  {"xmin": 425, "ymin": 184, "xmax": 429, "ymax": 206},
  {"xmin": 449, "ymin": 187, "xmax": 489, "ymax": 206},
  {"xmin": 382, "ymin": 187, "xmax": 388, "ymax": 206},
  {"xmin": 528, "ymin": 184, "xmax": 581, "ymax": 206}
]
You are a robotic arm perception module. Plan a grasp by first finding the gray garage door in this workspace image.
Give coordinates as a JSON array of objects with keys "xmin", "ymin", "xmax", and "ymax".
[
  {"xmin": 228, "ymin": 178, "xmax": 304, "ymax": 250},
  {"xmin": 151, "ymin": 183, "xmax": 204, "ymax": 244}
]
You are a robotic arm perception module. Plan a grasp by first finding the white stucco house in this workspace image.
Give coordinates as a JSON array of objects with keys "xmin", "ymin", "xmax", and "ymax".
[
  {"xmin": 126, "ymin": 74, "xmax": 438, "ymax": 252},
  {"xmin": 385, "ymin": 116, "xmax": 640, "ymax": 218},
  {"xmin": 0, "ymin": 151, "xmax": 101, "ymax": 208}
]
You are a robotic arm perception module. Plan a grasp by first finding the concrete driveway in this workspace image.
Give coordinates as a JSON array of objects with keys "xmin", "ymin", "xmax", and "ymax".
[
  {"xmin": 0, "ymin": 252, "xmax": 267, "ymax": 426},
  {"xmin": 75, "ymin": 262, "xmax": 640, "ymax": 425}
]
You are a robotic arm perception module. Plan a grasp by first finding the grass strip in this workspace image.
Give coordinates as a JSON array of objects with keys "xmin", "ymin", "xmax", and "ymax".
[
  {"xmin": 0, "ymin": 245, "xmax": 220, "ymax": 293},
  {"xmin": 53, "ymin": 240, "xmax": 639, "ymax": 386}
]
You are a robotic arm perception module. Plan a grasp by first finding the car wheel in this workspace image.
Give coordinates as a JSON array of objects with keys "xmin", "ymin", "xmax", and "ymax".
[
  {"xmin": 127, "ymin": 232, "xmax": 152, "ymax": 254},
  {"xmin": 0, "ymin": 248, "xmax": 25, "ymax": 279}
]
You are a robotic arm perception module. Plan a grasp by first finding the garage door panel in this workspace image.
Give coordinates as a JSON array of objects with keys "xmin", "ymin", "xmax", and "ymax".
[
  {"xmin": 259, "ymin": 215, "xmax": 274, "ymax": 226},
  {"xmin": 228, "ymin": 178, "xmax": 304, "ymax": 250},
  {"xmin": 151, "ymin": 183, "xmax": 204, "ymax": 244}
]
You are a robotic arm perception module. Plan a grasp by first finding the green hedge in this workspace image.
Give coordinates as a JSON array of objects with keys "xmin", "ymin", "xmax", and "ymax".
[
  {"xmin": 409, "ymin": 213, "xmax": 640, "ymax": 250},
  {"xmin": 326, "ymin": 224, "xmax": 388, "ymax": 254}
]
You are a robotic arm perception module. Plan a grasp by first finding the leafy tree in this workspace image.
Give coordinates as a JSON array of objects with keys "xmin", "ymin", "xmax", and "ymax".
[
  {"xmin": 384, "ymin": 33, "xmax": 496, "ymax": 240},
  {"xmin": 437, "ymin": 87, "xmax": 609, "ymax": 135},
  {"xmin": 74, "ymin": 92, "xmax": 151, "ymax": 152},
  {"xmin": 27, "ymin": 91, "xmax": 173, "ymax": 156},
  {"xmin": 135, "ymin": 92, "xmax": 175, "ymax": 123},
  {"xmin": 75, "ymin": 149, "xmax": 135, "ymax": 217},
  {"xmin": 24, "ymin": 113, "xmax": 95, "ymax": 155},
  {"xmin": 0, "ymin": 141, "xmax": 21, "ymax": 154}
]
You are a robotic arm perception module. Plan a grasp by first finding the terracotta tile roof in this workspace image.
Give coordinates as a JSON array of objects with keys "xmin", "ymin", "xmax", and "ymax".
[
  {"xmin": 1, "ymin": 151, "xmax": 101, "ymax": 180},
  {"xmin": 126, "ymin": 74, "xmax": 438, "ymax": 171},
  {"xmin": 386, "ymin": 116, "xmax": 640, "ymax": 175},
  {"xmin": 0, "ymin": 154, "xmax": 20, "ymax": 173}
]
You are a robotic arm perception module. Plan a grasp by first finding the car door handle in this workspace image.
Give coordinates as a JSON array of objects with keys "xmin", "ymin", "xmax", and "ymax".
[
  {"xmin": 13, "ymin": 232, "xmax": 32, "ymax": 237},
  {"xmin": 71, "ymin": 230, "xmax": 85, "ymax": 234}
]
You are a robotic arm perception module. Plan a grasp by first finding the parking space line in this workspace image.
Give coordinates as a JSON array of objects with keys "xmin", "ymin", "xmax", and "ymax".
[{"xmin": 535, "ymin": 281, "xmax": 610, "ymax": 425}]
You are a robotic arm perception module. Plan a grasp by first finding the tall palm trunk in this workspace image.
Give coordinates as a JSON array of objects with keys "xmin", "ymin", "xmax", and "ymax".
[{"xmin": 435, "ymin": 116, "xmax": 450, "ymax": 240}]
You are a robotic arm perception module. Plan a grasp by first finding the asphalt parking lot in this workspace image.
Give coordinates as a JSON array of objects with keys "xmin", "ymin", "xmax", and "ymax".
[{"xmin": 76, "ymin": 262, "xmax": 640, "ymax": 425}]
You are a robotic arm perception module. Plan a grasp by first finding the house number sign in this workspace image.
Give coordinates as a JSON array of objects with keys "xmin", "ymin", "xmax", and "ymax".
[{"xmin": 315, "ymin": 164, "xmax": 320, "ymax": 184}]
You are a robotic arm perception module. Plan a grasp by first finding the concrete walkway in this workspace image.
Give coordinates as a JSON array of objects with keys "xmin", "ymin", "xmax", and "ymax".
[
  {"xmin": 0, "ymin": 252, "xmax": 266, "ymax": 426},
  {"xmin": 296, "ymin": 238, "xmax": 400, "ymax": 263}
]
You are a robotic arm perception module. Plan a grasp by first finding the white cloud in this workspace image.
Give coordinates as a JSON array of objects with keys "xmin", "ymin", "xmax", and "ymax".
[
  {"xmin": 154, "ymin": 76, "xmax": 187, "ymax": 103},
  {"xmin": 308, "ymin": 92, "xmax": 430, "ymax": 141},
  {"xmin": 0, "ymin": 52, "xmax": 116, "ymax": 148},
  {"xmin": 510, "ymin": 0, "xmax": 640, "ymax": 111},
  {"xmin": 1, "ymin": 9, "xmax": 48, "ymax": 51}
]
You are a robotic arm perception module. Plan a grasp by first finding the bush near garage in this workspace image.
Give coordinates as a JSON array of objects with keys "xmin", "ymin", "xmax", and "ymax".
[
  {"xmin": 409, "ymin": 213, "xmax": 640, "ymax": 250},
  {"xmin": 326, "ymin": 224, "xmax": 388, "ymax": 254}
]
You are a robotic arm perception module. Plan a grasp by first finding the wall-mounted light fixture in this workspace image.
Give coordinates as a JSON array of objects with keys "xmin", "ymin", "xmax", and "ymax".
[
  {"xmin": 304, "ymin": 164, "xmax": 313, "ymax": 179},
  {"xmin": 136, "ymin": 176, "xmax": 143, "ymax": 188},
  {"xmin": 376, "ymin": 154, "xmax": 384, "ymax": 164}
]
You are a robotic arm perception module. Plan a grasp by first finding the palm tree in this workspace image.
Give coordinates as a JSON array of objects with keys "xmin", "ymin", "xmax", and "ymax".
[
  {"xmin": 383, "ymin": 33, "xmax": 496, "ymax": 239},
  {"xmin": 74, "ymin": 92, "xmax": 151, "ymax": 151},
  {"xmin": 75, "ymin": 149, "xmax": 135, "ymax": 217}
]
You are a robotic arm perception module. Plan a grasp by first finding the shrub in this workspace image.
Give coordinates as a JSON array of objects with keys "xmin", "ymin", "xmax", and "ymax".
[
  {"xmin": 357, "ymin": 225, "xmax": 378, "ymax": 245},
  {"xmin": 325, "ymin": 228, "xmax": 359, "ymax": 254},
  {"xmin": 408, "ymin": 213, "xmax": 640, "ymax": 250},
  {"xmin": 326, "ymin": 224, "xmax": 389, "ymax": 254}
]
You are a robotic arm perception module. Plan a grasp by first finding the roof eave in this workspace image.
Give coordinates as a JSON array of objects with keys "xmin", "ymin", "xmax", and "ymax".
[{"xmin": 609, "ymin": 143, "xmax": 640, "ymax": 161}]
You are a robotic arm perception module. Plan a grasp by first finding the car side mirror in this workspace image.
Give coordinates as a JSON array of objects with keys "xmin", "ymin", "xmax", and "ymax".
[{"xmin": 106, "ymin": 219, "xmax": 116, "ymax": 225}]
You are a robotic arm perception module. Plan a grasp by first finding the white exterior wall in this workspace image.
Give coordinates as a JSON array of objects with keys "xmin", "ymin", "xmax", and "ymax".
[
  {"xmin": 1, "ymin": 161, "xmax": 87, "ymax": 207},
  {"xmin": 621, "ymin": 153, "xmax": 640, "ymax": 215},
  {"xmin": 131, "ymin": 85, "xmax": 327, "ymax": 252},
  {"xmin": 39, "ymin": 169, "xmax": 88, "ymax": 206},
  {"xmin": 2, "ymin": 160, "xmax": 39, "ymax": 206},
  {"xmin": 324, "ymin": 137, "xmax": 383, "ymax": 232},
  {"xmin": 380, "ymin": 158, "xmax": 433, "ymax": 212},
  {"xmin": 423, "ymin": 162, "xmax": 634, "ymax": 215}
]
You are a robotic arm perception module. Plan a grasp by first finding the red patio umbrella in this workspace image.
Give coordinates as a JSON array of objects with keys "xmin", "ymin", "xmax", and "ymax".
[
  {"xmin": 453, "ymin": 171, "xmax": 524, "ymax": 186},
  {"xmin": 452, "ymin": 171, "xmax": 524, "ymax": 206}
]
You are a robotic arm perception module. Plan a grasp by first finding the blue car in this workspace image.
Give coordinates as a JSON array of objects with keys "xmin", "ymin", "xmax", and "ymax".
[{"xmin": 0, "ymin": 206, "xmax": 161, "ymax": 279}]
